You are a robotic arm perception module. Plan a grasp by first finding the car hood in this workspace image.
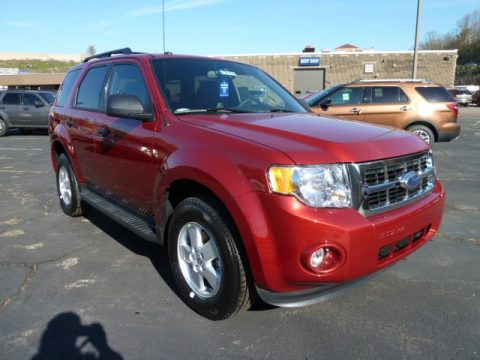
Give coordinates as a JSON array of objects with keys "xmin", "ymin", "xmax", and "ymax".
[{"xmin": 177, "ymin": 112, "xmax": 429, "ymax": 164}]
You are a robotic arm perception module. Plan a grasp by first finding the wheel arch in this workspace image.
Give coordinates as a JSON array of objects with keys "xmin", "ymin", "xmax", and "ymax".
[{"xmin": 405, "ymin": 120, "xmax": 438, "ymax": 142}]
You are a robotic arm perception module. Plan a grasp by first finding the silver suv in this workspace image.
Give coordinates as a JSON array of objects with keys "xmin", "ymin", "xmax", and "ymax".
[
  {"xmin": 0, "ymin": 89, "xmax": 56, "ymax": 136},
  {"xmin": 448, "ymin": 88, "xmax": 472, "ymax": 107}
]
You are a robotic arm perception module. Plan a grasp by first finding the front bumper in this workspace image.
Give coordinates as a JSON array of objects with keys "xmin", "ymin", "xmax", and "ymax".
[{"xmin": 242, "ymin": 181, "xmax": 445, "ymax": 298}]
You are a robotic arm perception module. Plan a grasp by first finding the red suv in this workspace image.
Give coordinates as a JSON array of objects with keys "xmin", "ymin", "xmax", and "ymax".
[{"xmin": 49, "ymin": 48, "xmax": 445, "ymax": 320}]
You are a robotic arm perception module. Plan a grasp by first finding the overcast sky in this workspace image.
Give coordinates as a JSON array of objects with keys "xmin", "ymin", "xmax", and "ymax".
[{"xmin": 2, "ymin": 0, "xmax": 478, "ymax": 56}]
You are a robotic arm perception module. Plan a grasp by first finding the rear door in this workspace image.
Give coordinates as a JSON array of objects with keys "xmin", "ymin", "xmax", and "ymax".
[
  {"xmin": 361, "ymin": 86, "xmax": 415, "ymax": 128},
  {"xmin": 312, "ymin": 86, "xmax": 366, "ymax": 121},
  {"xmin": 0, "ymin": 93, "xmax": 22, "ymax": 126},
  {"xmin": 94, "ymin": 61, "xmax": 157, "ymax": 214},
  {"xmin": 69, "ymin": 65, "xmax": 111, "ymax": 186}
]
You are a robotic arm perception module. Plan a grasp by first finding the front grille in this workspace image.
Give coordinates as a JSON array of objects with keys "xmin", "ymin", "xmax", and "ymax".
[{"xmin": 353, "ymin": 151, "xmax": 436, "ymax": 216}]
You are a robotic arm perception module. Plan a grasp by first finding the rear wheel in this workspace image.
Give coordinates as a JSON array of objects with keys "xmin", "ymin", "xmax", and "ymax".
[
  {"xmin": 0, "ymin": 118, "xmax": 8, "ymax": 137},
  {"xmin": 56, "ymin": 154, "xmax": 84, "ymax": 217},
  {"xmin": 408, "ymin": 125, "xmax": 435, "ymax": 144},
  {"xmin": 168, "ymin": 197, "xmax": 251, "ymax": 320}
]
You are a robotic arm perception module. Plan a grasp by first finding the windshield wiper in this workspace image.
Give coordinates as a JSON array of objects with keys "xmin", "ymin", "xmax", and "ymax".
[
  {"xmin": 174, "ymin": 107, "xmax": 250, "ymax": 115},
  {"xmin": 269, "ymin": 108, "xmax": 295, "ymax": 113},
  {"xmin": 205, "ymin": 107, "xmax": 250, "ymax": 113}
]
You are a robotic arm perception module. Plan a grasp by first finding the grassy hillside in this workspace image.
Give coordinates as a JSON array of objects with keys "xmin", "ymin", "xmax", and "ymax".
[{"xmin": 0, "ymin": 59, "xmax": 79, "ymax": 73}]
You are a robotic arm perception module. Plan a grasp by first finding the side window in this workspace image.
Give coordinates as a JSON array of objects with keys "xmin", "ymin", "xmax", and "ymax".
[
  {"xmin": 107, "ymin": 64, "xmax": 151, "ymax": 112},
  {"xmin": 330, "ymin": 87, "xmax": 364, "ymax": 105},
  {"xmin": 2, "ymin": 93, "xmax": 21, "ymax": 105},
  {"xmin": 76, "ymin": 66, "xmax": 109, "ymax": 111},
  {"xmin": 56, "ymin": 69, "xmax": 81, "ymax": 107},
  {"xmin": 370, "ymin": 86, "xmax": 408, "ymax": 104},
  {"xmin": 22, "ymin": 94, "xmax": 42, "ymax": 106}
]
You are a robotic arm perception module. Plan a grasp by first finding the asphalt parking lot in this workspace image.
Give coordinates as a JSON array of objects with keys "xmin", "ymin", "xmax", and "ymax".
[{"xmin": 1, "ymin": 108, "xmax": 479, "ymax": 360}]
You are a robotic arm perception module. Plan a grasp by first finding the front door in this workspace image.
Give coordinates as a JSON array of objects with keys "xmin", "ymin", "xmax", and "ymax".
[
  {"xmin": 312, "ymin": 86, "xmax": 366, "ymax": 121},
  {"xmin": 20, "ymin": 93, "xmax": 50, "ymax": 126},
  {"xmin": 94, "ymin": 62, "xmax": 157, "ymax": 215}
]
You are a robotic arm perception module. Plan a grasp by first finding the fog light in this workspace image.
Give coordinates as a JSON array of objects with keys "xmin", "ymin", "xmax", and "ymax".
[
  {"xmin": 310, "ymin": 248, "xmax": 325, "ymax": 268},
  {"xmin": 304, "ymin": 244, "xmax": 345, "ymax": 273}
]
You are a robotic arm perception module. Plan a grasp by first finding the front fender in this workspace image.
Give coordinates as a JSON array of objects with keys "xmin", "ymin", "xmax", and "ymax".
[{"xmin": 153, "ymin": 145, "xmax": 283, "ymax": 288}]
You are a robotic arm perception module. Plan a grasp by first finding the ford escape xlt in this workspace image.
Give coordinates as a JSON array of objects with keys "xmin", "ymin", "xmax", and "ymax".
[{"xmin": 49, "ymin": 48, "xmax": 445, "ymax": 320}]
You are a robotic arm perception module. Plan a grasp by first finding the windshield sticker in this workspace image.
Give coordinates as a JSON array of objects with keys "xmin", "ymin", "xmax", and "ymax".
[
  {"xmin": 219, "ymin": 70, "xmax": 237, "ymax": 77},
  {"xmin": 219, "ymin": 80, "xmax": 230, "ymax": 97},
  {"xmin": 342, "ymin": 93, "xmax": 350, "ymax": 101}
]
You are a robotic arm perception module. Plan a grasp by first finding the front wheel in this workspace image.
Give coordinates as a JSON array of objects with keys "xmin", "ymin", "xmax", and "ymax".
[
  {"xmin": 168, "ymin": 197, "xmax": 251, "ymax": 320},
  {"xmin": 408, "ymin": 125, "xmax": 435, "ymax": 145}
]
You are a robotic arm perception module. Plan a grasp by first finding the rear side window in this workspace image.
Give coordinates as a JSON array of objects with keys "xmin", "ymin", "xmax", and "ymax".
[
  {"xmin": 2, "ymin": 93, "xmax": 21, "ymax": 105},
  {"xmin": 76, "ymin": 66, "xmax": 109, "ymax": 111},
  {"xmin": 370, "ymin": 86, "xmax": 408, "ymax": 104},
  {"xmin": 415, "ymin": 87, "xmax": 455, "ymax": 102},
  {"xmin": 56, "ymin": 69, "xmax": 81, "ymax": 107}
]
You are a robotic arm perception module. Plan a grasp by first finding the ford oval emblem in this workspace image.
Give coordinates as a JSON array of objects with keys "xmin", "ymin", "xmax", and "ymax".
[{"xmin": 400, "ymin": 172, "xmax": 421, "ymax": 191}]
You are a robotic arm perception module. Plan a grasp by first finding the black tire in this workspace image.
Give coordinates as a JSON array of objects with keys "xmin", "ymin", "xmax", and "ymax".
[
  {"xmin": 0, "ymin": 118, "xmax": 8, "ymax": 137},
  {"xmin": 407, "ymin": 124, "xmax": 435, "ymax": 144},
  {"xmin": 56, "ymin": 153, "xmax": 84, "ymax": 217},
  {"xmin": 168, "ymin": 197, "xmax": 251, "ymax": 320}
]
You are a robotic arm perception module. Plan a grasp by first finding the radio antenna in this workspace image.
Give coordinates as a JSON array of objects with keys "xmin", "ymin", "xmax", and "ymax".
[{"xmin": 162, "ymin": 0, "xmax": 166, "ymax": 53}]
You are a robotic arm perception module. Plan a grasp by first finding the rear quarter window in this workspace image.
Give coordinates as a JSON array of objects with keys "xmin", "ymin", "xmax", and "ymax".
[{"xmin": 415, "ymin": 87, "xmax": 455, "ymax": 102}]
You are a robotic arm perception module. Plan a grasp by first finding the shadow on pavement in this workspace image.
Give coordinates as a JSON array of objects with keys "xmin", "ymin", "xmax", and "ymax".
[
  {"xmin": 32, "ymin": 312, "xmax": 123, "ymax": 360},
  {"xmin": 84, "ymin": 206, "xmax": 278, "ymax": 315},
  {"xmin": 84, "ymin": 207, "xmax": 177, "ymax": 295}
]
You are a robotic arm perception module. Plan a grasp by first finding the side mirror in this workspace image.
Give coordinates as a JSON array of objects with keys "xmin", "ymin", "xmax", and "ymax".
[
  {"xmin": 106, "ymin": 95, "xmax": 154, "ymax": 121},
  {"xmin": 35, "ymin": 101, "xmax": 44, "ymax": 107},
  {"xmin": 320, "ymin": 98, "xmax": 332, "ymax": 111}
]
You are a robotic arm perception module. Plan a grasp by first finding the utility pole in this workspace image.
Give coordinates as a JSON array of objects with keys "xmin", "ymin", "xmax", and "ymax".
[{"xmin": 412, "ymin": 0, "xmax": 423, "ymax": 79}]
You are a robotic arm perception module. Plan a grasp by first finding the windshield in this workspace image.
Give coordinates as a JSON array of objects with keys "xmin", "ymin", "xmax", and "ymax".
[
  {"xmin": 152, "ymin": 58, "xmax": 307, "ymax": 114},
  {"xmin": 39, "ymin": 92, "xmax": 56, "ymax": 105}
]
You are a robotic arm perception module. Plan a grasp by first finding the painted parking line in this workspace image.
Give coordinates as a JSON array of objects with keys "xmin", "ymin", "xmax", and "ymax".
[
  {"xmin": 0, "ymin": 169, "xmax": 48, "ymax": 174},
  {"xmin": 0, "ymin": 148, "xmax": 43, "ymax": 151}
]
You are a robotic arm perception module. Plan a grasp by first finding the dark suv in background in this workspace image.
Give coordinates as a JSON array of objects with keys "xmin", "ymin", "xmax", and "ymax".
[
  {"xmin": 305, "ymin": 79, "xmax": 460, "ymax": 144},
  {"xmin": 0, "ymin": 89, "xmax": 56, "ymax": 136}
]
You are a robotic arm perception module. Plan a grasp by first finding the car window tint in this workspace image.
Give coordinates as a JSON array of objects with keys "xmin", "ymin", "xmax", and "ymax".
[
  {"xmin": 2, "ymin": 93, "xmax": 21, "ymax": 105},
  {"xmin": 76, "ymin": 66, "xmax": 109, "ymax": 111},
  {"xmin": 57, "ymin": 69, "xmax": 81, "ymax": 107},
  {"xmin": 330, "ymin": 87, "xmax": 364, "ymax": 105},
  {"xmin": 370, "ymin": 87, "xmax": 408, "ymax": 104},
  {"xmin": 39, "ymin": 92, "xmax": 56, "ymax": 105},
  {"xmin": 107, "ymin": 64, "xmax": 151, "ymax": 112},
  {"xmin": 415, "ymin": 87, "xmax": 455, "ymax": 102},
  {"xmin": 23, "ymin": 94, "xmax": 41, "ymax": 106}
]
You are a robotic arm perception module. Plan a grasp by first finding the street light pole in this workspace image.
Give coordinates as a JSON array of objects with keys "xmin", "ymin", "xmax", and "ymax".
[{"xmin": 412, "ymin": 0, "xmax": 423, "ymax": 79}]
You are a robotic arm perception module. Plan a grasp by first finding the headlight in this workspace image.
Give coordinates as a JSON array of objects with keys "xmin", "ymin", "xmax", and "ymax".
[{"xmin": 268, "ymin": 164, "xmax": 352, "ymax": 208}]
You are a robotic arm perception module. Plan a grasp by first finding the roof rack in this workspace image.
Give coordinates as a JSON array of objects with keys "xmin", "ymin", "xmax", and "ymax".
[
  {"xmin": 82, "ymin": 47, "xmax": 135, "ymax": 63},
  {"xmin": 355, "ymin": 79, "xmax": 433, "ymax": 83}
]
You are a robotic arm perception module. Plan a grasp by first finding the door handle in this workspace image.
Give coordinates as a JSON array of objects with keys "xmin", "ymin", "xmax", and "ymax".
[
  {"xmin": 96, "ymin": 126, "xmax": 111, "ymax": 137},
  {"xmin": 0, "ymin": 106, "xmax": 4, "ymax": 110},
  {"xmin": 400, "ymin": 105, "xmax": 411, "ymax": 111},
  {"xmin": 65, "ymin": 118, "xmax": 74, "ymax": 128},
  {"xmin": 350, "ymin": 107, "xmax": 361, "ymax": 114}
]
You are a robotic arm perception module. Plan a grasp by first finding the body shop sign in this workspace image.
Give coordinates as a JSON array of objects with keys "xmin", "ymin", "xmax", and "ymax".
[{"xmin": 299, "ymin": 57, "xmax": 321, "ymax": 66}]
